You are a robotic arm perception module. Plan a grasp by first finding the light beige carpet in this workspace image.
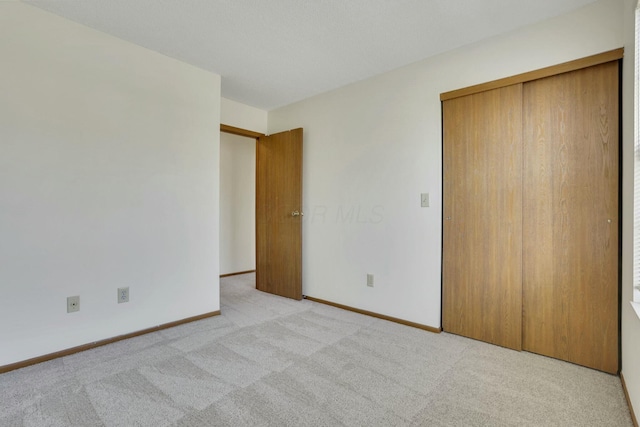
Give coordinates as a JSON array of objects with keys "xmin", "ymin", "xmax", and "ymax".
[{"xmin": 0, "ymin": 272, "xmax": 633, "ymax": 426}]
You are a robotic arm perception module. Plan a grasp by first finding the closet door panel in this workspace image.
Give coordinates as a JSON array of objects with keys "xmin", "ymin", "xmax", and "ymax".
[
  {"xmin": 521, "ymin": 77, "xmax": 570, "ymax": 362},
  {"xmin": 522, "ymin": 62, "xmax": 619, "ymax": 373},
  {"xmin": 443, "ymin": 84, "xmax": 523, "ymax": 350}
]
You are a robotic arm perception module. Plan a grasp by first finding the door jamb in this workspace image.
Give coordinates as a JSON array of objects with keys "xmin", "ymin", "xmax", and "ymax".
[
  {"xmin": 220, "ymin": 123, "xmax": 264, "ymax": 281},
  {"xmin": 220, "ymin": 124, "xmax": 265, "ymax": 139}
]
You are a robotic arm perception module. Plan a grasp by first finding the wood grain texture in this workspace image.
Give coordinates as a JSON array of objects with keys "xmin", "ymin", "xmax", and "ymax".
[
  {"xmin": 442, "ymin": 84, "xmax": 523, "ymax": 350},
  {"xmin": 256, "ymin": 128, "xmax": 303, "ymax": 300},
  {"xmin": 0, "ymin": 311, "xmax": 221, "ymax": 374},
  {"xmin": 522, "ymin": 61, "xmax": 619, "ymax": 373},
  {"xmin": 220, "ymin": 124, "xmax": 265, "ymax": 139},
  {"xmin": 440, "ymin": 48, "xmax": 623, "ymax": 101}
]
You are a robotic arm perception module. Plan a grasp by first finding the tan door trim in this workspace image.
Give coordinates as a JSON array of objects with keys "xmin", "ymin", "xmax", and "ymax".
[
  {"xmin": 220, "ymin": 124, "xmax": 265, "ymax": 139},
  {"xmin": 220, "ymin": 123, "xmax": 260, "ymax": 288}
]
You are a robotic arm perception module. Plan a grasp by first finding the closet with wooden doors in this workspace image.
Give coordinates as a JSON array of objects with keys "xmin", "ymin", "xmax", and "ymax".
[{"xmin": 441, "ymin": 49, "xmax": 621, "ymax": 374}]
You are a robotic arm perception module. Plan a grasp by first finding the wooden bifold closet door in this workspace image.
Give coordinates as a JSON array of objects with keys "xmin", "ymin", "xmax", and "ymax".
[{"xmin": 442, "ymin": 57, "xmax": 620, "ymax": 374}]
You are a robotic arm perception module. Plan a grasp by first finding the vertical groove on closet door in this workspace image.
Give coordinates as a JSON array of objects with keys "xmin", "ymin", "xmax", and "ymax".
[
  {"xmin": 522, "ymin": 62, "xmax": 619, "ymax": 373},
  {"xmin": 442, "ymin": 84, "xmax": 523, "ymax": 351}
]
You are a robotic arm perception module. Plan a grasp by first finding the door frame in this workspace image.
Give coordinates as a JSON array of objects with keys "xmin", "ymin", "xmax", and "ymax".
[
  {"xmin": 221, "ymin": 124, "xmax": 265, "ymax": 140},
  {"xmin": 220, "ymin": 124, "xmax": 264, "ymax": 280},
  {"xmin": 219, "ymin": 124, "xmax": 304, "ymax": 300}
]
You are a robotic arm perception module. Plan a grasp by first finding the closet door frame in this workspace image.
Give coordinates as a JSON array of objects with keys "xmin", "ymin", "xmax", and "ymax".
[
  {"xmin": 440, "ymin": 49, "xmax": 623, "ymax": 102},
  {"xmin": 440, "ymin": 48, "xmax": 623, "ymax": 372}
]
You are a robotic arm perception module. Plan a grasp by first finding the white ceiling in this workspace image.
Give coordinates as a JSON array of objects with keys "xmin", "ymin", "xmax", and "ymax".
[{"xmin": 24, "ymin": 0, "xmax": 598, "ymax": 110}]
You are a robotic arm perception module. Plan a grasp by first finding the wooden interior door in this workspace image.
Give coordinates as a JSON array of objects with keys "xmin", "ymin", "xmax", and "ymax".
[
  {"xmin": 256, "ymin": 128, "xmax": 303, "ymax": 300},
  {"xmin": 442, "ymin": 84, "xmax": 523, "ymax": 350},
  {"xmin": 522, "ymin": 62, "xmax": 619, "ymax": 373}
]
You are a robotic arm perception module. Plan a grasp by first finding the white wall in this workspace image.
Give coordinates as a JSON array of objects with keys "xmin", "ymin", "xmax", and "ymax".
[
  {"xmin": 268, "ymin": 0, "xmax": 625, "ymax": 329},
  {"xmin": 220, "ymin": 133, "xmax": 256, "ymax": 275},
  {"xmin": 221, "ymin": 98, "xmax": 268, "ymax": 134},
  {"xmin": 621, "ymin": 0, "xmax": 640, "ymax": 419},
  {"xmin": 0, "ymin": 3, "xmax": 221, "ymax": 366}
]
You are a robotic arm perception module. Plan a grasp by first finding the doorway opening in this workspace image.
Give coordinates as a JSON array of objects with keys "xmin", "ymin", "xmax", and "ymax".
[
  {"xmin": 219, "ymin": 124, "xmax": 304, "ymax": 300},
  {"xmin": 219, "ymin": 130, "xmax": 257, "ymax": 277}
]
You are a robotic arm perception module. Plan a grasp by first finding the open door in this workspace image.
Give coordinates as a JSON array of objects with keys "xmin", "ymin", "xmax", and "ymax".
[{"xmin": 256, "ymin": 128, "xmax": 303, "ymax": 300}]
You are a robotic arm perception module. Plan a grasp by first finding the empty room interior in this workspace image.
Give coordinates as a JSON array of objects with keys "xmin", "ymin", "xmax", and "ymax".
[{"xmin": 2, "ymin": 0, "xmax": 640, "ymax": 425}]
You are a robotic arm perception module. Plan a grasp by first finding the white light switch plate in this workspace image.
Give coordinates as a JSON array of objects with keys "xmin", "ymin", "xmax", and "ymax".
[
  {"xmin": 421, "ymin": 193, "xmax": 429, "ymax": 207},
  {"xmin": 367, "ymin": 274, "xmax": 374, "ymax": 287}
]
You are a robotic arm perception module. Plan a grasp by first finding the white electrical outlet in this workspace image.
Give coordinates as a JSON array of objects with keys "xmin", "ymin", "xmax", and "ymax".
[
  {"xmin": 118, "ymin": 287, "xmax": 129, "ymax": 303},
  {"xmin": 67, "ymin": 296, "xmax": 80, "ymax": 313},
  {"xmin": 367, "ymin": 274, "xmax": 374, "ymax": 287}
]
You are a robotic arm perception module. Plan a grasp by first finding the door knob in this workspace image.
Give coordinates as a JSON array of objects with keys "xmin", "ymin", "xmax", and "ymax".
[{"xmin": 291, "ymin": 211, "xmax": 304, "ymax": 217}]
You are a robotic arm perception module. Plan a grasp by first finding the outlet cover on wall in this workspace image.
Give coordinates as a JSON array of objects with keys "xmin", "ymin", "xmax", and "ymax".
[
  {"xmin": 118, "ymin": 287, "xmax": 129, "ymax": 303},
  {"xmin": 367, "ymin": 274, "xmax": 374, "ymax": 287},
  {"xmin": 67, "ymin": 296, "xmax": 80, "ymax": 313}
]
